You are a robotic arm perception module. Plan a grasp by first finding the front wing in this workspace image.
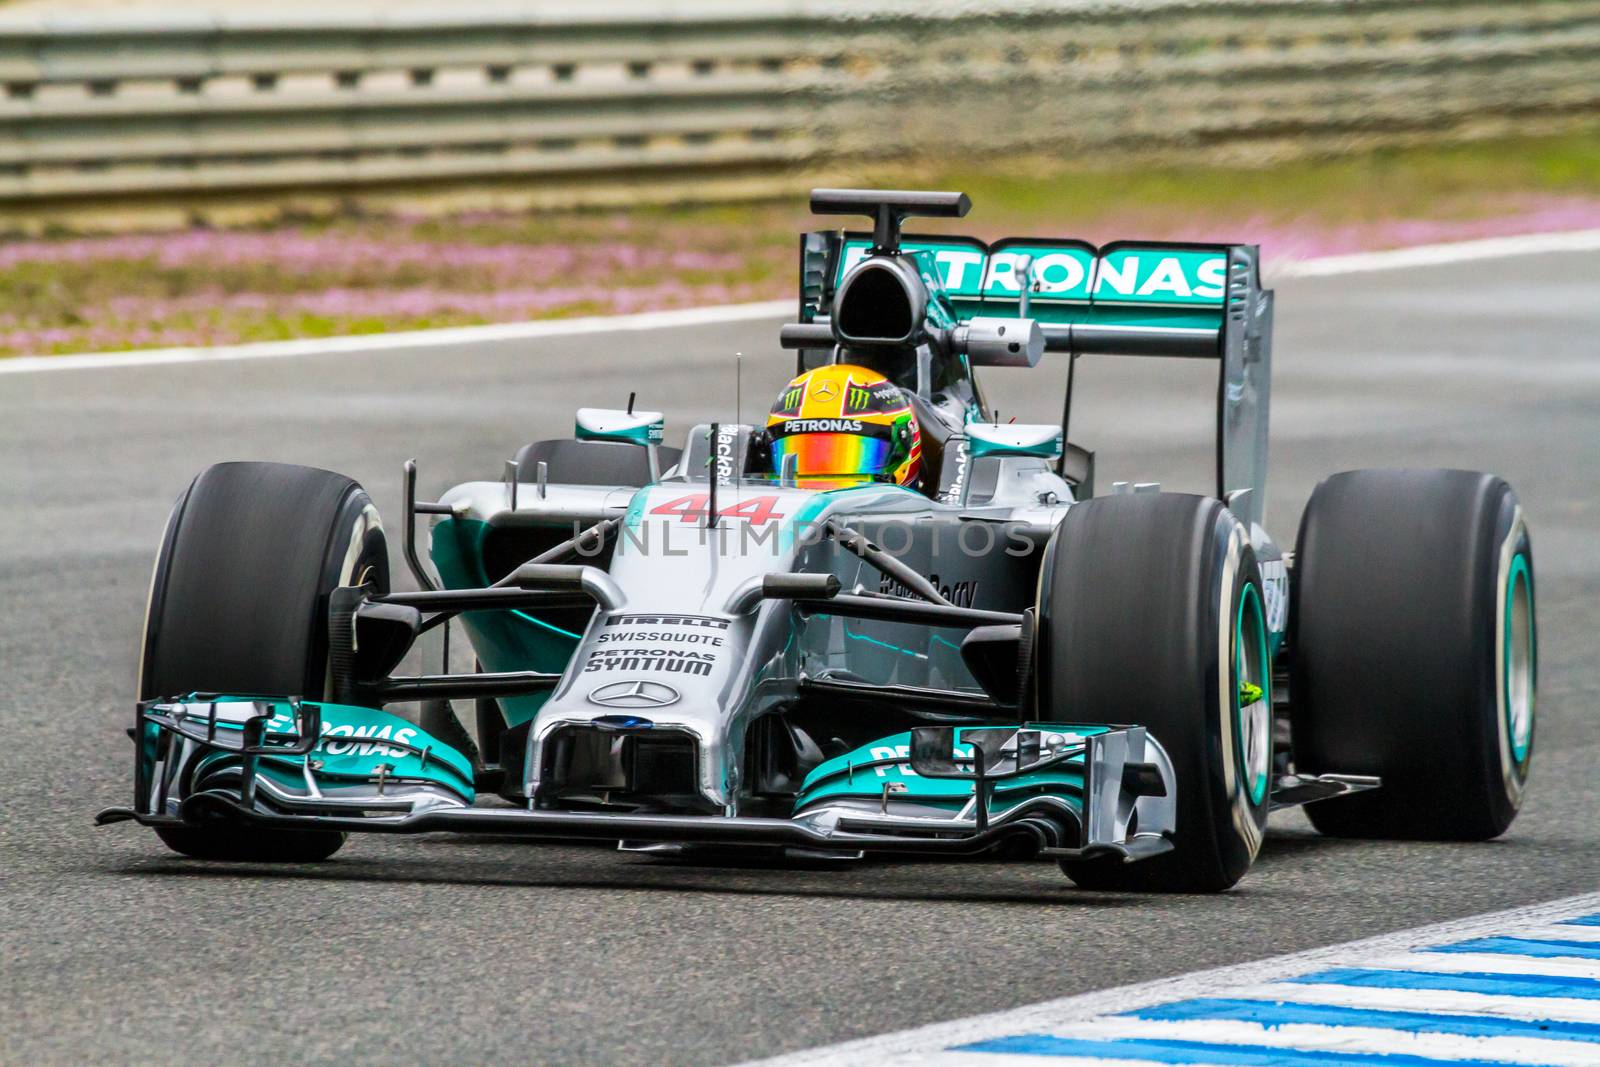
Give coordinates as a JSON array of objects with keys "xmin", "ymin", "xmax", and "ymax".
[{"xmin": 99, "ymin": 697, "xmax": 1178, "ymax": 864}]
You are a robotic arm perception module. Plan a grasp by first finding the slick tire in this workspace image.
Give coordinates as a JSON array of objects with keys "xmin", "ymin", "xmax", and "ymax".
[
  {"xmin": 141, "ymin": 461, "xmax": 390, "ymax": 863},
  {"xmin": 1042, "ymin": 494, "xmax": 1272, "ymax": 893},
  {"xmin": 1292, "ymin": 469, "xmax": 1535, "ymax": 840}
]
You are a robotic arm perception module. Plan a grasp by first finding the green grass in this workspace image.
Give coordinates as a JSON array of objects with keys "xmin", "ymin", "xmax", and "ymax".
[{"xmin": 871, "ymin": 126, "xmax": 1600, "ymax": 237}]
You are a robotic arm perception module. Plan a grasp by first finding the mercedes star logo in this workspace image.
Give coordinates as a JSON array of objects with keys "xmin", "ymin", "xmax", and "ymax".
[
  {"xmin": 811, "ymin": 380, "xmax": 840, "ymax": 401},
  {"xmin": 588, "ymin": 680, "xmax": 681, "ymax": 709}
]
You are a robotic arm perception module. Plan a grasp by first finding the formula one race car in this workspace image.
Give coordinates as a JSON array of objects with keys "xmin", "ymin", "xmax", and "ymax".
[{"xmin": 100, "ymin": 190, "xmax": 1538, "ymax": 892}]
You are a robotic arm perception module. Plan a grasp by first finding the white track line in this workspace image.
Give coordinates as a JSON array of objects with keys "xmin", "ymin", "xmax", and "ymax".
[
  {"xmin": 1271, "ymin": 227, "xmax": 1600, "ymax": 278},
  {"xmin": 736, "ymin": 891, "xmax": 1600, "ymax": 1067},
  {"xmin": 1358, "ymin": 949, "xmax": 1600, "ymax": 980},
  {"xmin": 1232, "ymin": 981, "xmax": 1600, "ymax": 1026},
  {"xmin": 4, "ymin": 227, "xmax": 1599, "ymax": 377},
  {"xmin": 1508, "ymin": 924, "xmax": 1600, "ymax": 943}
]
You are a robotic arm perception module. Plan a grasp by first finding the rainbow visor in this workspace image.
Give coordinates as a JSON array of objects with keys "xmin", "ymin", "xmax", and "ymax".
[{"xmin": 772, "ymin": 431, "xmax": 892, "ymax": 478}]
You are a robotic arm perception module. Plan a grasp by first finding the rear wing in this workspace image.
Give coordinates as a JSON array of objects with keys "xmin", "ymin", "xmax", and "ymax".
[{"xmin": 796, "ymin": 228, "xmax": 1274, "ymax": 528}]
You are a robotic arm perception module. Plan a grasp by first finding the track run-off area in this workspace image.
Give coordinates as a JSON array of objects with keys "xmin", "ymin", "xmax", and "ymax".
[{"xmin": 1, "ymin": 235, "xmax": 1597, "ymax": 1065}]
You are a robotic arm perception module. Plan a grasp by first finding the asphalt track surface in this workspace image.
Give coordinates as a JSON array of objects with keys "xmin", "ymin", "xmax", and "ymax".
[{"xmin": 1, "ymin": 251, "xmax": 1596, "ymax": 1065}]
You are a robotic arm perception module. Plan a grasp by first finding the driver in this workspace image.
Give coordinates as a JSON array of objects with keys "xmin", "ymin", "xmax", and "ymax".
[{"xmin": 767, "ymin": 365, "xmax": 921, "ymax": 487}]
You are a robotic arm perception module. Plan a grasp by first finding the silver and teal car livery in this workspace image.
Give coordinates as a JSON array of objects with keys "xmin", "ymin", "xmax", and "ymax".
[{"xmin": 101, "ymin": 190, "xmax": 1537, "ymax": 891}]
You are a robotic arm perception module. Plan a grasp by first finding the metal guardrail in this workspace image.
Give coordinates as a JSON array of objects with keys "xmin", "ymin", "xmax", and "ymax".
[{"xmin": 0, "ymin": 0, "xmax": 1596, "ymax": 210}]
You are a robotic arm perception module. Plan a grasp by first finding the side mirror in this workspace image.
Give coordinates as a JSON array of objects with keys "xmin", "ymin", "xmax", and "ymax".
[
  {"xmin": 576, "ymin": 407, "xmax": 664, "ymax": 446},
  {"xmin": 967, "ymin": 421, "xmax": 1063, "ymax": 461}
]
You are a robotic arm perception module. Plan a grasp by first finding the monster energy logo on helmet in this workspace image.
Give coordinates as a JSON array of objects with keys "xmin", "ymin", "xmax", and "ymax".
[{"xmin": 769, "ymin": 385, "xmax": 806, "ymax": 418}]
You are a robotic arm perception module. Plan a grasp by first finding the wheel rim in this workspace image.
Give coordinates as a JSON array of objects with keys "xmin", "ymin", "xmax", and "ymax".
[
  {"xmin": 1505, "ymin": 553, "xmax": 1535, "ymax": 765},
  {"xmin": 1234, "ymin": 583, "xmax": 1271, "ymax": 806}
]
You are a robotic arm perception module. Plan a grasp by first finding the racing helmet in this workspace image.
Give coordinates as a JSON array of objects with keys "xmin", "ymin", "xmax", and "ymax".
[{"xmin": 767, "ymin": 364, "xmax": 921, "ymax": 486}]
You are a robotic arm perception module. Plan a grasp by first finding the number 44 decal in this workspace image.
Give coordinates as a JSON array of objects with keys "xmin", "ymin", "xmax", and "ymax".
[{"xmin": 650, "ymin": 494, "xmax": 784, "ymax": 524}]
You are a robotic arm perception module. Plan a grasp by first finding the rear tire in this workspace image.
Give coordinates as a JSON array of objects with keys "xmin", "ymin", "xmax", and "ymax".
[
  {"xmin": 141, "ymin": 461, "xmax": 389, "ymax": 862},
  {"xmin": 1291, "ymin": 469, "xmax": 1535, "ymax": 840},
  {"xmin": 1040, "ymin": 494, "xmax": 1272, "ymax": 893}
]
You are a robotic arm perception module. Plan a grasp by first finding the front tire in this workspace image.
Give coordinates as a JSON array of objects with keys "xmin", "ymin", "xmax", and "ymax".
[
  {"xmin": 140, "ymin": 461, "xmax": 389, "ymax": 862},
  {"xmin": 1291, "ymin": 469, "xmax": 1535, "ymax": 840},
  {"xmin": 1039, "ymin": 493, "xmax": 1272, "ymax": 893}
]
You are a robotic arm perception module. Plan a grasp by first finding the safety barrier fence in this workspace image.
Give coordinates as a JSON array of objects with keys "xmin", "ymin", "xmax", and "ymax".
[{"xmin": 0, "ymin": 0, "xmax": 1595, "ymax": 211}]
